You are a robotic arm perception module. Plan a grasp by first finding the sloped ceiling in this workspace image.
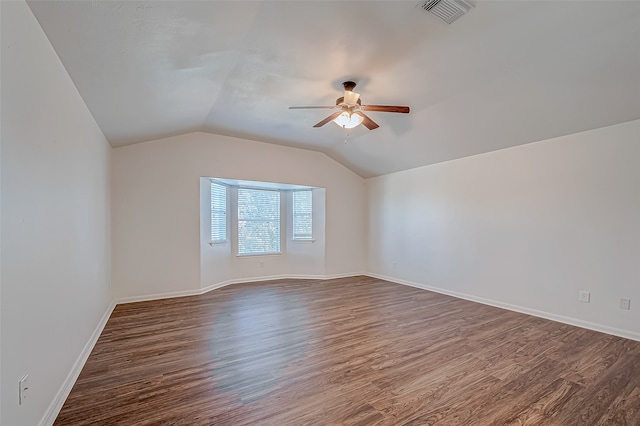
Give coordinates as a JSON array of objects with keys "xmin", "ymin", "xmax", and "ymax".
[{"xmin": 28, "ymin": 1, "xmax": 640, "ymax": 177}]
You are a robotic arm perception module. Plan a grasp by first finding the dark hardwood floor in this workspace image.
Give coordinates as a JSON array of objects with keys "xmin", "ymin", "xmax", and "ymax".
[{"xmin": 54, "ymin": 276, "xmax": 640, "ymax": 425}]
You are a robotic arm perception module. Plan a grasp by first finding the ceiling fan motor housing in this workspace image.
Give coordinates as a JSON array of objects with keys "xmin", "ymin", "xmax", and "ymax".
[{"xmin": 336, "ymin": 97, "xmax": 362, "ymax": 106}]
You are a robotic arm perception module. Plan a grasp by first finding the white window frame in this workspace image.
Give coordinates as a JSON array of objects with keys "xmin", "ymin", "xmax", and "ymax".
[
  {"xmin": 209, "ymin": 180, "xmax": 228, "ymax": 244},
  {"xmin": 292, "ymin": 189, "xmax": 313, "ymax": 241}
]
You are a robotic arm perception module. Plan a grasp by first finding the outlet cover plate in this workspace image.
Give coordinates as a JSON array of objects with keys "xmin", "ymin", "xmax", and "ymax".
[
  {"xmin": 620, "ymin": 298, "xmax": 631, "ymax": 310},
  {"xmin": 19, "ymin": 375, "xmax": 28, "ymax": 405},
  {"xmin": 578, "ymin": 291, "xmax": 590, "ymax": 303}
]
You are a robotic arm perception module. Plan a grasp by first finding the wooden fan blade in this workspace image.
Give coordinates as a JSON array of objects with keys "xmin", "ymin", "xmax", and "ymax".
[
  {"xmin": 289, "ymin": 106, "xmax": 337, "ymax": 109},
  {"xmin": 355, "ymin": 112, "xmax": 379, "ymax": 130},
  {"xmin": 362, "ymin": 105, "xmax": 410, "ymax": 113},
  {"xmin": 313, "ymin": 112, "xmax": 342, "ymax": 128}
]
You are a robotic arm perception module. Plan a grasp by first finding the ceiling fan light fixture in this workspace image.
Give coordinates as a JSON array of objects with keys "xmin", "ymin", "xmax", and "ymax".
[{"xmin": 333, "ymin": 111, "xmax": 363, "ymax": 129}]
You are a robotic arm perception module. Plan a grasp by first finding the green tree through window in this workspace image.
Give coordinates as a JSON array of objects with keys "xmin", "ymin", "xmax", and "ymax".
[
  {"xmin": 293, "ymin": 190, "xmax": 312, "ymax": 240},
  {"xmin": 238, "ymin": 188, "xmax": 280, "ymax": 255}
]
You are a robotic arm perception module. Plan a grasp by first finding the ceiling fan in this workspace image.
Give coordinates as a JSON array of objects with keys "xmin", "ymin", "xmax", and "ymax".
[{"xmin": 289, "ymin": 81, "xmax": 410, "ymax": 130}]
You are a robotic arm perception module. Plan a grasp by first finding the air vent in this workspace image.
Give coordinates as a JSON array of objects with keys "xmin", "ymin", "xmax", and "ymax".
[{"xmin": 418, "ymin": 0, "xmax": 473, "ymax": 24}]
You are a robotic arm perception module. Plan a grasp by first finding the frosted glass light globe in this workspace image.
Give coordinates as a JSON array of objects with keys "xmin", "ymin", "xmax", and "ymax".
[{"xmin": 333, "ymin": 111, "xmax": 363, "ymax": 129}]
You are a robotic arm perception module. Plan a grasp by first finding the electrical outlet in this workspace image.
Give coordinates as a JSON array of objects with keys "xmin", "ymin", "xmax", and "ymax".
[
  {"xmin": 19, "ymin": 375, "xmax": 29, "ymax": 405},
  {"xmin": 578, "ymin": 291, "xmax": 590, "ymax": 303},
  {"xmin": 619, "ymin": 298, "xmax": 631, "ymax": 310}
]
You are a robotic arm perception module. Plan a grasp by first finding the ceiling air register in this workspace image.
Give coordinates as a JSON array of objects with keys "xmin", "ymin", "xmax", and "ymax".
[{"xmin": 418, "ymin": 0, "xmax": 474, "ymax": 24}]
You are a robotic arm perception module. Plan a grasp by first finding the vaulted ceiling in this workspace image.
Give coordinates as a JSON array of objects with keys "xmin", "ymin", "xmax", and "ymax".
[{"xmin": 28, "ymin": 1, "xmax": 640, "ymax": 177}]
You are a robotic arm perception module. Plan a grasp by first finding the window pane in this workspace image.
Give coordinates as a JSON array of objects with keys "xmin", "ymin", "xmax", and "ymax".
[
  {"xmin": 210, "ymin": 182, "xmax": 227, "ymax": 243},
  {"xmin": 293, "ymin": 190, "xmax": 312, "ymax": 239},
  {"xmin": 238, "ymin": 188, "xmax": 280, "ymax": 255}
]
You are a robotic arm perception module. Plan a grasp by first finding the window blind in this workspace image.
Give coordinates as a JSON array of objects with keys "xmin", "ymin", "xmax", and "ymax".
[
  {"xmin": 238, "ymin": 188, "xmax": 280, "ymax": 255},
  {"xmin": 210, "ymin": 181, "xmax": 227, "ymax": 243},
  {"xmin": 293, "ymin": 190, "xmax": 313, "ymax": 240}
]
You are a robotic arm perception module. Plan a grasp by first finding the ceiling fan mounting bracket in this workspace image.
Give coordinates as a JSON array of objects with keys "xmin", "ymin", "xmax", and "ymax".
[{"xmin": 342, "ymin": 81, "xmax": 357, "ymax": 91}]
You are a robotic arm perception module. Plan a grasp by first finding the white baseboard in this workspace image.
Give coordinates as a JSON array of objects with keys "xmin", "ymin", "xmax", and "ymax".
[
  {"xmin": 366, "ymin": 273, "xmax": 640, "ymax": 342},
  {"xmin": 39, "ymin": 301, "xmax": 117, "ymax": 426},
  {"xmin": 116, "ymin": 272, "xmax": 366, "ymax": 305},
  {"xmin": 322, "ymin": 272, "xmax": 368, "ymax": 280},
  {"xmin": 200, "ymin": 272, "xmax": 366, "ymax": 294},
  {"xmin": 116, "ymin": 288, "xmax": 203, "ymax": 304}
]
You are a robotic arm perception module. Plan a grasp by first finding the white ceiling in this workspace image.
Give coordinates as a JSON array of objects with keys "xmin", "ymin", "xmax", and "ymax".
[{"xmin": 27, "ymin": 1, "xmax": 640, "ymax": 178}]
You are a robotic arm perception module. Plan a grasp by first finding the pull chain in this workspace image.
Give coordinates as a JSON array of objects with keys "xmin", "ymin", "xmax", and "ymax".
[{"xmin": 343, "ymin": 126, "xmax": 350, "ymax": 144}]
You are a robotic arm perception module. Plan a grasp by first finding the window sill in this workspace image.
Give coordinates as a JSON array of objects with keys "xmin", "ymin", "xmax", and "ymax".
[
  {"xmin": 291, "ymin": 239, "xmax": 315, "ymax": 243},
  {"xmin": 236, "ymin": 253, "xmax": 282, "ymax": 258},
  {"xmin": 209, "ymin": 240, "xmax": 228, "ymax": 246}
]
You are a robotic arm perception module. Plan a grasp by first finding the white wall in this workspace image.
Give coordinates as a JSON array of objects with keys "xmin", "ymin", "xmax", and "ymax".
[
  {"xmin": 112, "ymin": 132, "xmax": 365, "ymax": 300},
  {"xmin": 1, "ymin": 2, "xmax": 112, "ymax": 425},
  {"xmin": 366, "ymin": 119, "xmax": 640, "ymax": 340}
]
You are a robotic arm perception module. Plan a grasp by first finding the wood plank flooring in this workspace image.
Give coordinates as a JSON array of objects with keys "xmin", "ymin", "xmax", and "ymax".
[{"xmin": 54, "ymin": 276, "xmax": 640, "ymax": 425}]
